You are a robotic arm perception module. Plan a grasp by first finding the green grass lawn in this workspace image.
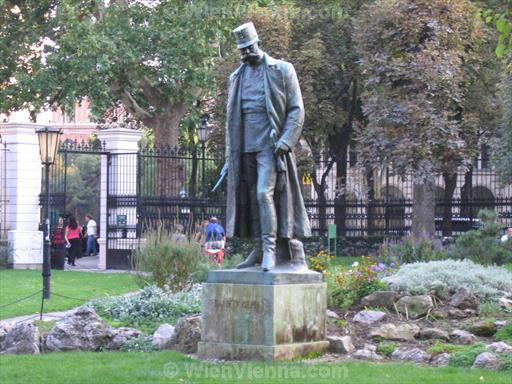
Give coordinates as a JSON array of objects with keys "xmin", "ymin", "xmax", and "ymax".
[
  {"xmin": 1, "ymin": 350, "xmax": 510, "ymax": 384},
  {"xmin": 330, "ymin": 256, "xmax": 361, "ymax": 269},
  {"xmin": 504, "ymin": 263, "xmax": 512, "ymax": 272},
  {"xmin": 0, "ymin": 270, "xmax": 138, "ymax": 320}
]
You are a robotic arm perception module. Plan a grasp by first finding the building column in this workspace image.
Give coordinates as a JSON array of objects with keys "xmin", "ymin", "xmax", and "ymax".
[
  {"xmin": 96, "ymin": 128, "xmax": 143, "ymax": 269},
  {"xmin": 1, "ymin": 123, "xmax": 44, "ymax": 268}
]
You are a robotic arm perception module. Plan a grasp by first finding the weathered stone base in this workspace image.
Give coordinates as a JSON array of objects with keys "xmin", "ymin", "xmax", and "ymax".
[
  {"xmin": 197, "ymin": 340, "xmax": 329, "ymax": 361},
  {"xmin": 198, "ymin": 266, "xmax": 327, "ymax": 361}
]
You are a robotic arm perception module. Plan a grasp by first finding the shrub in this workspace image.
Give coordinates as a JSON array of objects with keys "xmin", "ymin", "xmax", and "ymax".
[
  {"xmin": 329, "ymin": 256, "xmax": 389, "ymax": 309},
  {"xmin": 495, "ymin": 322, "xmax": 512, "ymax": 343},
  {"xmin": 376, "ymin": 342, "xmax": 398, "ymax": 357},
  {"xmin": 132, "ymin": 224, "xmax": 212, "ymax": 291},
  {"xmin": 218, "ymin": 254, "xmax": 245, "ymax": 269},
  {"xmin": 426, "ymin": 341, "xmax": 466, "ymax": 356},
  {"xmin": 307, "ymin": 250, "xmax": 333, "ymax": 273},
  {"xmin": 378, "ymin": 238, "xmax": 446, "ymax": 266},
  {"xmin": 89, "ymin": 285, "xmax": 201, "ymax": 333},
  {"xmin": 449, "ymin": 343, "xmax": 487, "ymax": 368},
  {"xmin": 385, "ymin": 259, "xmax": 512, "ymax": 302},
  {"xmin": 498, "ymin": 353, "xmax": 512, "ymax": 371},
  {"xmin": 119, "ymin": 335, "xmax": 156, "ymax": 352},
  {"xmin": 448, "ymin": 210, "xmax": 512, "ymax": 266}
]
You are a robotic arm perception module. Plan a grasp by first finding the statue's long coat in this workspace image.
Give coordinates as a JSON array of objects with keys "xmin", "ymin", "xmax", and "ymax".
[{"xmin": 225, "ymin": 53, "xmax": 311, "ymax": 239}]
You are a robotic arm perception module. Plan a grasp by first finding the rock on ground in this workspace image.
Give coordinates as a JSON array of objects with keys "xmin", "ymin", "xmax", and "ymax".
[
  {"xmin": 431, "ymin": 353, "xmax": 450, "ymax": 367},
  {"xmin": 391, "ymin": 347, "xmax": 431, "ymax": 363},
  {"xmin": 417, "ymin": 328, "xmax": 450, "ymax": 341},
  {"xmin": 395, "ymin": 295, "xmax": 434, "ymax": 319},
  {"xmin": 450, "ymin": 329, "xmax": 477, "ymax": 345},
  {"xmin": 469, "ymin": 320, "xmax": 497, "ymax": 337},
  {"xmin": 449, "ymin": 287, "xmax": 478, "ymax": 310},
  {"xmin": 472, "ymin": 352, "xmax": 499, "ymax": 369},
  {"xmin": 486, "ymin": 341, "xmax": 512, "ymax": 354},
  {"xmin": 326, "ymin": 309, "xmax": 340, "ymax": 319},
  {"xmin": 0, "ymin": 322, "xmax": 40, "ymax": 355},
  {"xmin": 352, "ymin": 310, "xmax": 386, "ymax": 325},
  {"xmin": 499, "ymin": 297, "xmax": 512, "ymax": 310},
  {"xmin": 327, "ymin": 335, "xmax": 355, "ymax": 354},
  {"xmin": 45, "ymin": 307, "xmax": 112, "ymax": 352},
  {"xmin": 107, "ymin": 327, "xmax": 141, "ymax": 350},
  {"xmin": 360, "ymin": 291, "xmax": 399, "ymax": 309},
  {"xmin": 369, "ymin": 323, "xmax": 420, "ymax": 341},
  {"xmin": 170, "ymin": 315, "xmax": 201, "ymax": 354},
  {"xmin": 352, "ymin": 345, "xmax": 383, "ymax": 361},
  {"xmin": 152, "ymin": 324, "xmax": 176, "ymax": 350}
]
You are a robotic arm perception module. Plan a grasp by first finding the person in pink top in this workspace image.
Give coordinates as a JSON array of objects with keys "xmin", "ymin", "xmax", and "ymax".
[{"xmin": 65, "ymin": 215, "xmax": 82, "ymax": 266}]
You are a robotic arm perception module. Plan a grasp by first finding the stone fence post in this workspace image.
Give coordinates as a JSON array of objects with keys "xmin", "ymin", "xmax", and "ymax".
[
  {"xmin": 0, "ymin": 123, "xmax": 44, "ymax": 268},
  {"xmin": 96, "ymin": 128, "xmax": 143, "ymax": 269}
]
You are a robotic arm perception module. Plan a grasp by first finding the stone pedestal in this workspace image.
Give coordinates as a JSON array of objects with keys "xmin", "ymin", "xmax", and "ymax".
[{"xmin": 197, "ymin": 265, "xmax": 328, "ymax": 361}]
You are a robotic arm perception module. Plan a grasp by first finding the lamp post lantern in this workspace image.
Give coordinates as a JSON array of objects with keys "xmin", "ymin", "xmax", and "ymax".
[
  {"xmin": 198, "ymin": 118, "xmax": 211, "ymax": 198},
  {"xmin": 35, "ymin": 126, "xmax": 62, "ymax": 300}
]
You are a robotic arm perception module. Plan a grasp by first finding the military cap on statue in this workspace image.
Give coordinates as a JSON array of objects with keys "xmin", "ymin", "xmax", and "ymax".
[{"xmin": 233, "ymin": 22, "xmax": 259, "ymax": 49}]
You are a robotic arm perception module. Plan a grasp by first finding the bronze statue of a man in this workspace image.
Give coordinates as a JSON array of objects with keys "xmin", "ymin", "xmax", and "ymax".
[{"xmin": 223, "ymin": 22, "xmax": 311, "ymax": 271}]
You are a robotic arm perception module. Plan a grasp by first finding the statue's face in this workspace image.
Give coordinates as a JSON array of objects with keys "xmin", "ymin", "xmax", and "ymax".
[{"xmin": 239, "ymin": 42, "xmax": 262, "ymax": 65}]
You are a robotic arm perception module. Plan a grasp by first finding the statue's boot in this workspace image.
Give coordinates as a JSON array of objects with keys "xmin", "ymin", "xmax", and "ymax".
[
  {"xmin": 261, "ymin": 234, "xmax": 276, "ymax": 272},
  {"xmin": 289, "ymin": 239, "xmax": 307, "ymax": 268},
  {"xmin": 236, "ymin": 240, "xmax": 262, "ymax": 269}
]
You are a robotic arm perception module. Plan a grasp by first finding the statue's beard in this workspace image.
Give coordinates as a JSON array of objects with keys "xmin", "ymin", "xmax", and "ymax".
[{"xmin": 241, "ymin": 52, "xmax": 261, "ymax": 64}]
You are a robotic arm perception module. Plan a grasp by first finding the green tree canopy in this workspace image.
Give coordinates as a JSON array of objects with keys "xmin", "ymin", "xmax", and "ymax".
[{"xmin": 0, "ymin": 0, "xmax": 242, "ymax": 146}]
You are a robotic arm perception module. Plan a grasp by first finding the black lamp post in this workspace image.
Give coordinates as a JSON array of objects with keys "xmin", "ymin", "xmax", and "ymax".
[
  {"xmin": 35, "ymin": 126, "xmax": 62, "ymax": 300},
  {"xmin": 198, "ymin": 118, "xmax": 211, "ymax": 198}
]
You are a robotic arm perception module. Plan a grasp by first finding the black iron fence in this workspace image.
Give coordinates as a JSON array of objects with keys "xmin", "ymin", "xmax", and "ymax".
[
  {"xmin": 42, "ymin": 141, "xmax": 512, "ymax": 269},
  {"xmin": 131, "ymin": 146, "xmax": 512, "ymax": 238}
]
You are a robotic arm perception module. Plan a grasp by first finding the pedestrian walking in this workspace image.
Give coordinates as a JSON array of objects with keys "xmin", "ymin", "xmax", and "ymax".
[{"xmin": 65, "ymin": 215, "xmax": 82, "ymax": 266}]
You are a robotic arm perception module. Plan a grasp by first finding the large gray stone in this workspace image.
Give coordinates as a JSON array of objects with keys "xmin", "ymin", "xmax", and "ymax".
[
  {"xmin": 171, "ymin": 315, "xmax": 201, "ymax": 354},
  {"xmin": 327, "ymin": 335, "xmax": 355, "ymax": 354},
  {"xmin": 370, "ymin": 323, "xmax": 420, "ymax": 341},
  {"xmin": 450, "ymin": 329, "xmax": 477, "ymax": 345},
  {"xmin": 353, "ymin": 310, "xmax": 386, "ymax": 325},
  {"xmin": 418, "ymin": 328, "xmax": 450, "ymax": 341},
  {"xmin": 45, "ymin": 307, "xmax": 112, "ymax": 351},
  {"xmin": 431, "ymin": 353, "xmax": 450, "ymax": 367},
  {"xmin": 152, "ymin": 324, "xmax": 175, "ymax": 350},
  {"xmin": 0, "ymin": 322, "xmax": 39, "ymax": 355},
  {"xmin": 486, "ymin": 341, "xmax": 512, "ymax": 354},
  {"xmin": 391, "ymin": 347, "xmax": 431, "ymax": 363},
  {"xmin": 107, "ymin": 327, "xmax": 141, "ymax": 350},
  {"xmin": 469, "ymin": 320, "xmax": 497, "ymax": 337},
  {"xmin": 0, "ymin": 321, "xmax": 12, "ymax": 348},
  {"xmin": 450, "ymin": 287, "xmax": 478, "ymax": 310},
  {"xmin": 361, "ymin": 291, "xmax": 399, "ymax": 309},
  {"xmin": 198, "ymin": 269, "xmax": 328, "ymax": 361},
  {"xmin": 395, "ymin": 295, "xmax": 434, "ymax": 319},
  {"xmin": 352, "ymin": 347, "xmax": 383, "ymax": 361},
  {"xmin": 472, "ymin": 352, "xmax": 499, "ymax": 369}
]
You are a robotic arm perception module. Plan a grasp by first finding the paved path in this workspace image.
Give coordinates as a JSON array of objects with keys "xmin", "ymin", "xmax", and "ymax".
[{"xmin": 64, "ymin": 255, "xmax": 128, "ymax": 273}]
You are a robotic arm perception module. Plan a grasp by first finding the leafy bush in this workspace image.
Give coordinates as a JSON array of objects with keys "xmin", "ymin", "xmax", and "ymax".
[
  {"xmin": 307, "ymin": 250, "xmax": 333, "ymax": 273},
  {"xmin": 495, "ymin": 322, "xmax": 512, "ymax": 343},
  {"xmin": 218, "ymin": 254, "xmax": 245, "ymax": 269},
  {"xmin": 426, "ymin": 341, "xmax": 466, "ymax": 356},
  {"xmin": 448, "ymin": 210, "xmax": 512, "ymax": 266},
  {"xmin": 498, "ymin": 353, "xmax": 512, "ymax": 371},
  {"xmin": 384, "ymin": 259, "xmax": 512, "ymax": 302},
  {"xmin": 449, "ymin": 343, "xmax": 487, "ymax": 368},
  {"xmin": 329, "ymin": 256, "xmax": 389, "ymax": 309},
  {"xmin": 376, "ymin": 342, "xmax": 398, "ymax": 357},
  {"xmin": 132, "ymin": 224, "xmax": 212, "ymax": 291},
  {"xmin": 119, "ymin": 335, "xmax": 156, "ymax": 352},
  {"xmin": 378, "ymin": 238, "xmax": 446, "ymax": 266},
  {"xmin": 89, "ymin": 285, "xmax": 201, "ymax": 333}
]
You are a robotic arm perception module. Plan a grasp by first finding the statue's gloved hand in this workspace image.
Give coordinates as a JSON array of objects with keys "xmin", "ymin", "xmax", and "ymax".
[{"xmin": 274, "ymin": 141, "xmax": 290, "ymax": 156}]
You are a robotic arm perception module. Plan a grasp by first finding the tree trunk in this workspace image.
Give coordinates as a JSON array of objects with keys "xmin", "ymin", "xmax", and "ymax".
[
  {"xmin": 334, "ymin": 140, "xmax": 349, "ymax": 236},
  {"xmin": 149, "ymin": 105, "xmax": 188, "ymax": 197},
  {"xmin": 441, "ymin": 172, "xmax": 457, "ymax": 236},
  {"xmin": 313, "ymin": 182, "xmax": 328, "ymax": 235},
  {"xmin": 412, "ymin": 177, "xmax": 436, "ymax": 241}
]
